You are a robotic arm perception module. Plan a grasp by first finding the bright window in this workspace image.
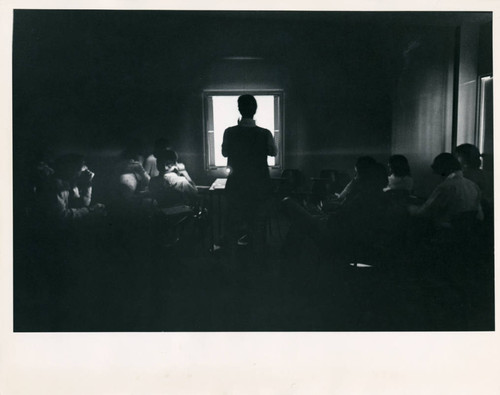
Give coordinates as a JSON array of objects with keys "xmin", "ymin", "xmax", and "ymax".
[
  {"xmin": 203, "ymin": 91, "xmax": 283, "ymax": 170},
  {"xmin": 477, "ymin": 75, "xmax": 493, "ymax": 156}
]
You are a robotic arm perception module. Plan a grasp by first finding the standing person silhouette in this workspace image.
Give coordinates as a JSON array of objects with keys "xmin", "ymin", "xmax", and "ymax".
[{"xmin": 221, "ymin": 95, "xmax": 278, "ymax": 254}]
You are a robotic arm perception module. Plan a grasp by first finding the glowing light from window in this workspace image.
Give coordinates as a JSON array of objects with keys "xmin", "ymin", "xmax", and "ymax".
[{"xmin": 212, "ymin": 95, "xmax": 276, "ymax": 167}]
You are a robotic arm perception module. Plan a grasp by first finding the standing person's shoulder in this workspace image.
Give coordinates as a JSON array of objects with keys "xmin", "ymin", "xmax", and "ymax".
[
  {"xmin": 255, "ymin": 126, "xmax": 272, "ymax": 137},
  {"xmin": 224, "ymin": 125, "xmax": 239, "ymax": 134}
]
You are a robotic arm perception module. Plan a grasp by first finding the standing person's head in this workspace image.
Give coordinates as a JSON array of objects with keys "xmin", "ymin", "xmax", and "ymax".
[
  {"xmin": 53, "ymin": 154, "xmax": 87, "ymax": 182},
  {"xmin": 155, "ymin": 149, "xmax": 179, "ymax": 175},
  {"xmin": 238, "ymin": 95, "xmax": 257, "ymax": 118},
  {"xmin": 431, "ymin": 153, "xmax": 461, "ymax": 177},
  {"xmin": 455, "ymin": 144, "xmax": 482, "ymax": 170},
  {"xmin": 388, "ymin": 155, "xmax": 411, "ymax": 177}
]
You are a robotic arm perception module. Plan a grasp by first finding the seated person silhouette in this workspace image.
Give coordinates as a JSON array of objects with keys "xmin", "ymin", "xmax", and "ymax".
[
  {"xmin": 109, "ymin": 144, "xmax": 152, "ymax": 220},
  {"xmin": 455, "ymin": 144, "xmax": 485, "ymax": 192},
  {"xmin": 316, "ymin": 156, "xmax": 376, "ymax": 213},
  {"xmin": 335, "ymin": 156, "xmax": 376, "ymax": 202},
  {"xmin": 455, "ymin": 144, "xmax": 493, "ymax": 239},
  {"xmin": 409, "ymin": 153, "xmax": 483, "ymax": 229},
  {"xmin": 114, "ymin": 144, "xmax": 150, "ymax": 209},
  {"xmin": 149, "ymin": 149, "xmax": 198, "ymax": 246},
  {"xmin": 144, "ymin": 137, "xmax": 170, "ymax": 178},
  {"xmin": 221, "ymin": 94, "xmax": 278, "ymax": 251},
  {"xmin": 149, "ymin": 148, "xmax": 198, "ymax": 209},
  {"xmin": 384, "ymin": 154, "xmax": 413, "ymax": 193},
  {"xmin": 36, "ymin": 153, "xmax": 105, "ymax": 228},
  {"xmin": 409, "ymin": 153, "xmax": 485, "ymax": 286},
  {"xmin": 283, "ymin": 161, "xmax": 391, "ymax": 262}
]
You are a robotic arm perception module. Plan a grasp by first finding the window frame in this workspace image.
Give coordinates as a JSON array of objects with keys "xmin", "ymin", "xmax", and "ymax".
[
  {"xmin": 475, "ymin": 74, "xmax": 493, "ymax": 155},
  {"xmin": 202, "ymin": 89, "xmax": 285, "ymax": 172}
]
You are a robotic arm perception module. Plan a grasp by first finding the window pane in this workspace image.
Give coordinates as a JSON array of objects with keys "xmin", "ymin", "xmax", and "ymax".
[
  {"xmin": 478, "ymin": 76, "xmax": 493, "ymax": 156},
  {"xmin": 211, "ymin": 95, "xmax": 276, "ymax": 167}
]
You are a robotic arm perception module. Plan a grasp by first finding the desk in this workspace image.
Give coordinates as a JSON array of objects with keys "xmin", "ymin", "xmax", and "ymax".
[
  {"xmin": 203, "ymin": 178, "xmax": 288, "ymax": 250},
  {"xmin": 209, "ymin": 178, "xmax": 227, "ymax": 191},
  {"xmin": 205, "ymin": 178, "xmax": 227, "ymax": 251}
]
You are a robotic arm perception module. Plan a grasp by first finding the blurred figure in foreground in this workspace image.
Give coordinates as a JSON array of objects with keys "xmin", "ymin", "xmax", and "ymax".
[
  {"xmin": 149, "ymin": 148, "xmax": 198, "ymax": 208},
  {"xmin": 37, "ymin": 154, "xmax": 105, "ymax": 227}
]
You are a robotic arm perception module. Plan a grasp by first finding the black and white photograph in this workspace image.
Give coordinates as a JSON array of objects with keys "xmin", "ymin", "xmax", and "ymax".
[
  {"xmin": 2, "ymin": 3, "xmax": 499, "ymax": 394},
  {"xmin": 12, "ymin": 9, "xmax": 494, "ymax": 332}
]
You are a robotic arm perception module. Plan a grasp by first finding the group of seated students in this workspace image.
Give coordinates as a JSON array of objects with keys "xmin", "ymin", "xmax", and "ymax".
[
  {"xmin": 28, "ymin": 139, "xmax": 490, "ymax": 264},
  {"xmin": 29, "ymin": 138, "xmax": 199, "ymax": 233},
  {"xmin": 283, "ymin": 144, "xmax": 490, "ymax": 266}
]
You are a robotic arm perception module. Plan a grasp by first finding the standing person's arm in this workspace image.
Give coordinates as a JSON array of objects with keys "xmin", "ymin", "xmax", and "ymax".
[
  {"xmin": 222, "ymin": 128, "xmax": 230, "ymax": 158},
  {"xmin": 267, "ymin": 130, "xmax": 278, "ymax": 156}
]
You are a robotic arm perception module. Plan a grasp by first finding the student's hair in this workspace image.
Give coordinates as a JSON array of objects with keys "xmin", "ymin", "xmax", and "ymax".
[
  {"xmin": 359, "ymin": 162, "xmax": 388, "ymax": 191},
  {"xmin": 238, "ymin": 95, "xmax": 257, "ymax": 118},
  {"xmin": 53, "ymin": 154, "xmax": 85, "ymax": 180},
  {"xmin": 155, "ymin": 149, "xmax": 178, "ymax": 172},
  {"xmin": 431, "ymin": 153, "xmax": 461, "ymax": 176},
  {"xmin": 455, "ymin": 143, "xmax": 481, "ymax": 169},
  {"xmin": 355, "ymin": 156, "xmax": 376, "ymax": 178},
  {"xmin": 388, "ymin": 155, "xmax": 411, "ymax": 177}
]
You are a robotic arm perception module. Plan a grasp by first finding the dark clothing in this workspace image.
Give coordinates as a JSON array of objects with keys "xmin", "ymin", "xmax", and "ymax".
[
  {"xmin": 283, "ymin": 189, "xmax": 392, "ymax": 261},
  {"xmin": 35, "ymin": 175, "xmax": 93, "ymax": 230},
  {"xmin": 222, "ymin": 121, "xmax": 277, "ymax": 198},
  {"xmin": 221, "ymin": 119, "xmax": 277, "ymax": 250},
  {"xmin": 326, "ymin": 191, "xmax": 390, "ymax": 255}
]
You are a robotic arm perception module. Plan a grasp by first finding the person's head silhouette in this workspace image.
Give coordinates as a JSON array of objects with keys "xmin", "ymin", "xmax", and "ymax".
[
  {"xmin": 455, "ymin": 143, "xmax": 482, "ymax": 170},
  {"xmin": 156, "ymin": 149, "xmax": 179, "ymax": 174},
  {"xmin": 238, "ymin": 95, "xmax": 257, "ymax": 119},
  {"xmin": 431, "ymin": 153, "xmax": 461, "ymax": 177}
]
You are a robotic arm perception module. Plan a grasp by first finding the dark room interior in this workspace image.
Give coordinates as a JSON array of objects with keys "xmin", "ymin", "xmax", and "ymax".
[{"xmin": 13, "ymin": 10, "xmax": 494, "ymax": 331}]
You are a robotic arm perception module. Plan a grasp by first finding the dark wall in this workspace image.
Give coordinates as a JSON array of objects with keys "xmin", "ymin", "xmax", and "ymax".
[
  {"xmin": 390, "ymin": 16, "xmax": 492, "ymax": 197},
  {"xmin": 13, "ymin": 11, "xmax": 394, "ymax": 195},
  {"xmin": 478, "ymin": 22, "xmax": 493, "ymax": 76},
  {"xmin": 391, "ymin": 26, "xmax": 456, "ymax": 196},
  {"xmin": 13, "ymin": 11, "xmax": 491, "ymax": 203}
]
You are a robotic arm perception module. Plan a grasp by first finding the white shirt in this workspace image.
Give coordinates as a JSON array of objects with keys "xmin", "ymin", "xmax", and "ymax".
[{"xmin": 412, "ymin": 171, "xmax": 482, "ymax": 227}]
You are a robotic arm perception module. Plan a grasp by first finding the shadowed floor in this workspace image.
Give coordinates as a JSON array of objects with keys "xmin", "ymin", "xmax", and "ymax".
[{"xmin": 14, "ymin": 209, "xmax": 494, "ymax": 332}]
